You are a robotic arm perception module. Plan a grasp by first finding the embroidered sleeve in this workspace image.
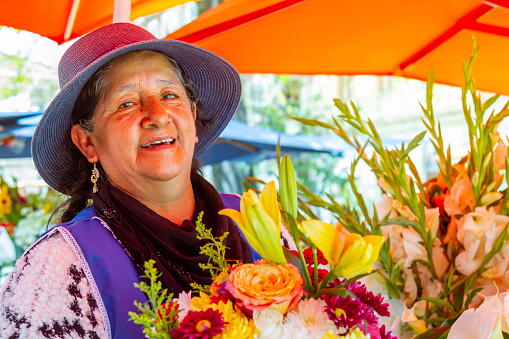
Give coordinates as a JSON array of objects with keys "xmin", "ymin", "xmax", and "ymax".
[{"xmin": 0, "ymin": 232, "xmax": 106, "ymax": 338}]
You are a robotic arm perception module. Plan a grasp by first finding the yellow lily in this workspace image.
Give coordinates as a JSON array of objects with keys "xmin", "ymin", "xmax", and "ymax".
[
  {"xmin": 301, "ymin": 220, "xmax": 383, "ymax": 278},
  {"xmin": 0, "ymin": 184, "xmax": 12, "ymax": 217},
  {"xmin": 219, "ymin": 181, "xmax": 287, "ymax": 264}
]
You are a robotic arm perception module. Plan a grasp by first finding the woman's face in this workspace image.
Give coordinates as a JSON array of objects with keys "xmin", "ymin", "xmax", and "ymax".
[{"xmin": 75, "ymin": 50, "xmax": 197, "ymax": 192}]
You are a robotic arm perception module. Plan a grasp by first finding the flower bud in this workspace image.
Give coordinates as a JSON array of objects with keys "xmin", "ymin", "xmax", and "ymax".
[{"xmin": 279, "ymin": 155, "xmax": 298, "ymax": 219}]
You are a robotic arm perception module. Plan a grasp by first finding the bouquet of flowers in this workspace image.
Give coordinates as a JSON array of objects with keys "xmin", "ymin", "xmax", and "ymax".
[
  {"xmin": 129, "ymin": 156, "xmax": 395, "ymax": 339},
  {"xmin": 0, "ymin": 178, "xmax": 57, "ymax": 262},
  {"xmin": 293, "ymin": 39, "xmax": 509, "ymax": 338},
  {"xmin": 0, "ymin": 178, "xmax": 58, "ymax": 283}
]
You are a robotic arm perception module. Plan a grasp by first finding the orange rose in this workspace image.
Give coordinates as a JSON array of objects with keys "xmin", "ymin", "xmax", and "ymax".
[{"xmin": 225, "ymin": 260, "xmax": 303, "ymax": 315}]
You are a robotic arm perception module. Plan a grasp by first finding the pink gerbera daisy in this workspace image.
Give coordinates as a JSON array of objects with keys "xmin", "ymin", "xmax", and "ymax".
[{"xmin": 173, "ymin": 308, "xmax": 227, "ymax": 339}]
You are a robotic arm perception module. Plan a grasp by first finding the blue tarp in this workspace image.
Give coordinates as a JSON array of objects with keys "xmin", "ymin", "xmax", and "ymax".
[
  {"xmin": 197, "ymin": 119, "xmax": 347, "ymax": 164},
  {"xmin": 0, "ymin": 113, "xmax": 408, "ymax": 164},
  {"xmin": 0, "ymin": 113, "xmax": 350, "ymax": 164}
]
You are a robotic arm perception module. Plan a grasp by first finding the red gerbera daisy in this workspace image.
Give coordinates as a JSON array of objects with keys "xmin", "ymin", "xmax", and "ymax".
[{"xmin": 175, "ymin": 308, "xmax": 227, "ymax": 339}]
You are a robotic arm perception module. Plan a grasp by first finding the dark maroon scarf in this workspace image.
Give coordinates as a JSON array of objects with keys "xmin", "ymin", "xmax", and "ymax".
[{"xmin": 92, "ymin": 172, "xmax": 253, "ymax": 294}]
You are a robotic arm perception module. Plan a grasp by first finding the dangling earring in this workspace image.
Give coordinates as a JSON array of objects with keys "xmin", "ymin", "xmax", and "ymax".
[{"xmin": 91, "ymin": 162, "xmax": 100, "ymax": 193}]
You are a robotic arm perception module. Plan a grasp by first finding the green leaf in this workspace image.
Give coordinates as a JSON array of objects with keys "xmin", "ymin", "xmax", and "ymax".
[
  {"xmin": 290, "ymin": 116, "xmax": 336, "ymax": 130},
  {"xmin": 414, "ymin": 327, "xmax": 449, "ymax": 339},
  {"xmin": 283, "ymin": 246, "xmax": 306, "ymax": 280},
  {"xmin": 464, "ymin": 287, "xmax": 483, "ymax": 309},
  {"xmin": 426, "ymin": 68, "xmax": 434, "ymax": 109},
  {"xmin": 403, "ymin": 130, "xmax": 427, "ymax": 157},
  {"xmin": 421, "ymin": 297, "xmax": 455, "ymax": 314},
  {"xmin": 317, "ymin": 287, "xmax": 352, "ymax": 298},
  {"xmin": 380, "ymin": 217, "xmax": 420, "ymax": 228},
  {"xmin": 437, "ymin": 330, "xmax": 451, "ymax": 339},
  {"xmin": 482, "ymin": 93, "xmax": 501, "ymax": 113}
]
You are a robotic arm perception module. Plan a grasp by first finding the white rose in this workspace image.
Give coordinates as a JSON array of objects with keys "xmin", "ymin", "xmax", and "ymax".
[{"xmin": 253, "ymin": 308, "xmax": 284, "ymax": 339}]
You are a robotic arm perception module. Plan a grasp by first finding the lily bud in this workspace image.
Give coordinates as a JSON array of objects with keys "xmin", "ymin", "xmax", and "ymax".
[{"xmin": 279, "ymin": 155, "xmax": 298, "ymax": 219}]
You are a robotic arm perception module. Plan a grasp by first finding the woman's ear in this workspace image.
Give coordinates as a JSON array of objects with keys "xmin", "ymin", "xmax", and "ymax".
[{"xmin": 71, "ymin": 125, "xmax": 98, "ymax": 162}]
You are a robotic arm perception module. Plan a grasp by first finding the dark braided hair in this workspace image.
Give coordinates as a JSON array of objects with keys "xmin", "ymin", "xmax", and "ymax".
[{"xmin": 57, "ymin": 51, "xmax": 206, "ymax": 223}]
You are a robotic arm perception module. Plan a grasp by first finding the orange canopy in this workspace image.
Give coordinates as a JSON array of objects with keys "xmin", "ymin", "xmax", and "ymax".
[
  {"xmin": 167, "ymin": 0, "xmax": 509, "ymax": 95},
  {"xmin": 0, "ymin": 0, "xmax": 194, "ymax": 44}
]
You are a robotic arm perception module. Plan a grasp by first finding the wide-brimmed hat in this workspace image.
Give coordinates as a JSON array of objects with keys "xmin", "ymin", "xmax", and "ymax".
[{"xmin": 32, "ymin": 22, "xmax": 241, "ymax": 194}]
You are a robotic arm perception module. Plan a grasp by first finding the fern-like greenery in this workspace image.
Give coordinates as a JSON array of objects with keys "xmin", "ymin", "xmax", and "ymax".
[{"xmin": 128, "ymin": 260, "xmax": 178, "ymax": 339}]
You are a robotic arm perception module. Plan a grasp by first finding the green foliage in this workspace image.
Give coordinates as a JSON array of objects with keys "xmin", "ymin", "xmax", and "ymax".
[
  {"xmin": 128, "ymin": 260, "xmax": 178, "ymax": 339},
  {"xmin": 194, "ymin": 211, "xmax": 231, "ymax": 281},
  {"xmin": 292, "ymin": 37, "xmax": 509, "ymax": 336},
  {"xmin": 130, "ymin": 215, "xmax": 236, "ymax": 334},
  {"xmin": 0, "ymin": 53, "xmax": 33, "ymax": 100},
  {"xmin": 459, "ymin": 38, "xmax": 509, "ymax": 209}
]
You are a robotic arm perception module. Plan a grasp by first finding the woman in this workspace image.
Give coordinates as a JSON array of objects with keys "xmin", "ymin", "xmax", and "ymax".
[{"xmin": 0, "ymin": 23, "xmax": 254, "ymax": 338}]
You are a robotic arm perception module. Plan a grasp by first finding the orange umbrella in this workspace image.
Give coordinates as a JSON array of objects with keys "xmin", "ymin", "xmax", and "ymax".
[
  {"xmin": 0, "ymin": 0, "xmax": 195, "ymax": 44},
  {"xmin": 167, "ymin": 0, "xmax": 509, "ymax": 95}
]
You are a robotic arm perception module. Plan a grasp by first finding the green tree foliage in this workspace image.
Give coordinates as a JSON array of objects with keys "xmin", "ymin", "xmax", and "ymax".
[{"xmin": 0, "ymin": 53, "xmax": 32, "ymax": 100}]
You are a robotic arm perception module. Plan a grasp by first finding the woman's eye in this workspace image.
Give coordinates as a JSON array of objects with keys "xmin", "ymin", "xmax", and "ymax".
[
  {"xmin": 119, "ymin": 102, "xmax": 133, "ymax": 109},
  {"xmin": 163, "ymin": 93, "xmax": 177, "ymax": 100}
]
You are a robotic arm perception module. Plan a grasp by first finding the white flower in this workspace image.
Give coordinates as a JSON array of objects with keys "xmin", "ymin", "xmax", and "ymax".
[
  {"xmin": 401, "ymin": 302, "xmax": 427, "ymax": 335},
  {"xmin": 455, "ymin": 207, "xmax": 509, "ymax": 277},
  {"xmin": 175, "ymin": 290, "xmax": 192, "ymax": 322},
  {"xmin": 443, "ymin": 177, "xmax": 475, "ymax": 216},
  {"xmin": 457, "ymin": 207, "xmax": 509, "ymax": 244},
  {"xmin": 425, "ymin": 207, "xmax": 440, "ymax": 237},
  {"xmin": 383, "ymin": 225, "xmax": 426, "ymax": 268},
  {"xmin": 376, "ymin": 298, "xmax": 415, "ymax": 339},
  {"xmin": 494, "ymin": 137, "xmax": 508, "ymax": 173},
  {"xmin": 282, "ymin": 298, "xmax": 337, "ymax": 339},
  {"xmin": 13, "ymin": 209, "xmax": 51, "ymax": 249},
  {"xmin": 253, "ymin": 308, "xmax": 284, "ymax": 339},
  {"xmin": 449, "ymin": 292, "xmax": 509, "ymax": 339},
  {"xmin": 375, "ymin": 194, "xmax": 414, "ymax": 220},
  {"xmin": 403, "ymin": 267, "xmax": 418, "ymax": 303},
  {"xmin": 0, "ymin": 227, "xmax": 15, "ymax": 266},
  {"xmin": 419, "ymin": 265, "xmax": 442, "ymax": 300}
]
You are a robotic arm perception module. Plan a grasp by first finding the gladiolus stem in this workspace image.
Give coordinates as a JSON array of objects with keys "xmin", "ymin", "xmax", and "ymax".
[
  {"xmin": 312, "ymin": 245, "xmax": 319, "ymax": 292},
  {"xmin": 284, "ymin": 213, "xmax": 313, "ymax": 293}
]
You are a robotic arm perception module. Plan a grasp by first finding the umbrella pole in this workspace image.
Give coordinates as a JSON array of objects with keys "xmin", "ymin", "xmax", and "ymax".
[
  {"xmin": 64, "ymin": 0, "xmax": 81, "ymax": 41},
  {"xmin": 113, "ymin": 0, "xmax": 131, "ymax": 23}
]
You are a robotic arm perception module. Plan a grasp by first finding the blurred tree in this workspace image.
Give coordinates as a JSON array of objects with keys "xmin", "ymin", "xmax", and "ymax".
[{"xmin": 0, "ymin": 53, "xmax": 33, "ymax": 100}]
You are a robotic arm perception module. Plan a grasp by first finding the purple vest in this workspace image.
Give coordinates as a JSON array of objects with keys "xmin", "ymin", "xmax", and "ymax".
[{"xmin": 54, "ymin": 193, "xmax": 256, "ymax": 339}]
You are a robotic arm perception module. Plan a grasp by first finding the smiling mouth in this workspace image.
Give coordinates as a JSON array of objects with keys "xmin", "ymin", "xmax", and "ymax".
[{"xmin": 141, "ymin": 137, "xmax": 175, "ymax": 148}]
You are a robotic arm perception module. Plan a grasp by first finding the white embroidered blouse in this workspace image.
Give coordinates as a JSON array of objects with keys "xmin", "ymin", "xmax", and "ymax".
[{"xmin": 0, "ymin": 232, "xmax": 106, "ymax": 338}]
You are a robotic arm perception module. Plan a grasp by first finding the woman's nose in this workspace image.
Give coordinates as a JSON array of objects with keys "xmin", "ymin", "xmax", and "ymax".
[{"xmin": 141, "ymin": 97, "xmax": 171, "ymax": 128}]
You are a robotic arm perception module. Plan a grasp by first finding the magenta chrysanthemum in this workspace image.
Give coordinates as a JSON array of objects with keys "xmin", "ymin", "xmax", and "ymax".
[
  {"xmin": 323, "ymin": 294, "xmax": 374, "ymax": 331},
  {"xmin": 175, "ymin": 308, "xmax": 227, "ymax": 339},
  {"xmin": 379, "ymin": 324, "xmax": 398, "ymax": 339},
  {"xmin": 346, "ymin": 281, "xmax": 390, "ymax": 317},
  {"xmin": 328, "ymin": 278, "xmax": 390, "ymax": 318}
]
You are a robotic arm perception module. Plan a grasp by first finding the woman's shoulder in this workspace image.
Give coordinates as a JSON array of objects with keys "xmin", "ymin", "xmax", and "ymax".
[{"xmin": 0, "ymin": 231, "xmax": 106, "ymax": 338}]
